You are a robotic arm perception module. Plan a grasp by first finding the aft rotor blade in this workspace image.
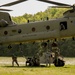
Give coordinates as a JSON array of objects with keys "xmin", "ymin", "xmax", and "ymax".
[
  {"xmin": 0, "ymin": 8, "xmax": 12, "ymax": 11},
  {"xmin": 38, "ymin": 0, "xmax": 71, "ymax": 6},
  {"xmin": 50, "ymin": 6, "xmax": 71, "ymax": 8},
  {"xmin": 0, "ymin": 0, "xmax": 27, "ymax": 7}
]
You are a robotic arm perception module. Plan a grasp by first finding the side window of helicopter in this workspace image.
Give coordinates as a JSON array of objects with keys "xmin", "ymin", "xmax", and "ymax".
[{"xmin": 60, "ymin": 21, "xmax": 67, "ymax": 31}]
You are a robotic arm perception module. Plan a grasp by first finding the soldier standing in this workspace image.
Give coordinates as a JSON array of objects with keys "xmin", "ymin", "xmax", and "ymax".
[
  {"xmin": 12, "ymin": 54, "xmax": 19, "ymax": 67},
  {"xmin": 44, "ymin": 51, "xmax": 51, "ymax": 66}
]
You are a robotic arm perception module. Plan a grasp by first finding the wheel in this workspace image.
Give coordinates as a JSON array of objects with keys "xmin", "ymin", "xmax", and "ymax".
[{"xmin": 53, "ymin": 58, "xmax": 65, "ymax": 67}]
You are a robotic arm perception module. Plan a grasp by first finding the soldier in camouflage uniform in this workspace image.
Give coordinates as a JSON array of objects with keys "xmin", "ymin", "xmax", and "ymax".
[{"xmin": 12, "ymin": 54, "xmax": 19, "ymax": 67}]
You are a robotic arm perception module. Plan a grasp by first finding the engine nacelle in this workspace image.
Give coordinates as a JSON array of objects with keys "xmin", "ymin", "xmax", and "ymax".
[{"xmin": 0, "ymin": 19, "xmax": 8, "ymax": 27}]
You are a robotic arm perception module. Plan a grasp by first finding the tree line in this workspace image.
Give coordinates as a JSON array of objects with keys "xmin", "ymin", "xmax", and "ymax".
[{"xmin": 12, "ymin": 8, "xmax": 67, "ymax": 24}]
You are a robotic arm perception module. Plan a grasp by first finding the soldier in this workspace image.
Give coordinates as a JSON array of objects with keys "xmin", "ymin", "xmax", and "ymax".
[
  {"xmin": 44, "ymin": 51, "xmax": 51, "ymax": 66},
  {"xmin": 36, "ymin": 53, "xmax": 40, "ymax": 66},
  {"xmin": 26, "ymin": 57, "xmax": 33, "ymax": 66},
  {"xmin": 12, "ymin": 54, "xmax": 19, "ymax": 67}
]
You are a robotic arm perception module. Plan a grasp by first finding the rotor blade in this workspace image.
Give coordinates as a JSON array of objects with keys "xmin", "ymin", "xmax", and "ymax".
[
  {"xmin": 50, "ymin": 6, "xmax": 71, "ymax": 8},
  {"xmin": 0, "ymin": 0, "xmax": 27, "ymax": 7},
  {"xmin": 38, "ymin": 0, "xmax": 71, "ymax": 6},
  {"xmin": 0, "ymin": 8, "xmax": 12, "ymax": 11}
]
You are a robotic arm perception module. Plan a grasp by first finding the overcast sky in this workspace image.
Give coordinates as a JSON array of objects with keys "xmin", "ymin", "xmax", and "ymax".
[{"xmin": 0, "ymin": 0, "xmax": 75, "ymax": 16}]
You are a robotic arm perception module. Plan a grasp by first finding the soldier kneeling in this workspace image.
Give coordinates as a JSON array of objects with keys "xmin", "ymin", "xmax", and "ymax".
[
  {"xmin": 26, "ymin": 57, "xmax": 40, "ymax": 66},
  {"xmin": 26, "ymin": 58, "xmax": 33, "ymax": 66}
]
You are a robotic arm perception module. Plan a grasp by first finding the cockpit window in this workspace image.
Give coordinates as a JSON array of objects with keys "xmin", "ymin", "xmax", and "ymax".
[{"xmin": 63, "ymin": 9, "xmax": 75, "ymax": 15}]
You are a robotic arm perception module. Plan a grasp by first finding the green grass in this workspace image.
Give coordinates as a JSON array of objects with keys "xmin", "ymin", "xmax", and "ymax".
[
  {"xmin": 0, "ymin": 65, "xmax": 75, "ymax": 75},
  {"xmin": 0, "ymin": 57, "xmax": 75, "ymax": 75}
]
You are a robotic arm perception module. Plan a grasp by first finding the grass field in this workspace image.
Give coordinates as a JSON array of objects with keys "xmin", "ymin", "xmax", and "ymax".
[{"xmin": 0, "ymin": 57, "xmax": 75, "ymax": 75}]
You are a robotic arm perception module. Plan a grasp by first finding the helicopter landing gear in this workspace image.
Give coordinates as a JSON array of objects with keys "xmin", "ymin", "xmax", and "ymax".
[{"xmin": 53, "ymin": 58, "xmax": 65, "ymax": 67}]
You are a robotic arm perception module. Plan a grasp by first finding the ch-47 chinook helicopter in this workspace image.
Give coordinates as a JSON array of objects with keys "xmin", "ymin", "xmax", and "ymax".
[{"xmin": 0, "ymin": 0, "xmax": 75, "ymax": 45}]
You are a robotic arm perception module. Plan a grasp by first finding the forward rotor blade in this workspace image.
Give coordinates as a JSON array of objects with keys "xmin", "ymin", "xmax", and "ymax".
[
  {"xmin": 38, "ymin": 0, "xmax": 71, "ymax": 6},
  {"xmin": 0, "ymin": 0, "xmax": 27, "ymax": 7},
  {"xmin": 0, "ymin": 8, "xmax": 12, "ymax": 11}
]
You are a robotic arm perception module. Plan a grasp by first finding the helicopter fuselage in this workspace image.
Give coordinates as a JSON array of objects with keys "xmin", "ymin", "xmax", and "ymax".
[{"xmin": 0, "ymin": 16, "xmax": 75, "ymax": 44}]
